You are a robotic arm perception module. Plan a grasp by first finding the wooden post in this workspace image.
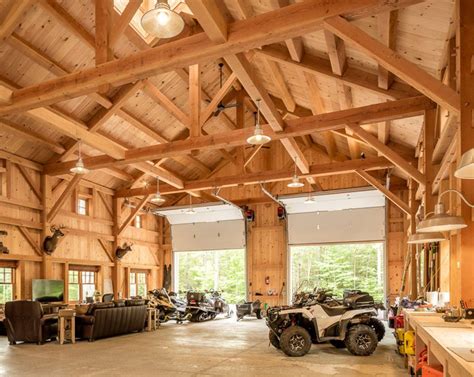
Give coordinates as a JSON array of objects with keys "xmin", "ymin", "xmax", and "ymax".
[
  {"xmin": 40, "ymin": 174, "xmax": 52, "ymax": 278},
  {"xmin": 458, "ymin": 0, "xmax": 474, "ymax": 306},
  {"xmin": 112, "ymin": 197, "xmax": 122, "ymax": 299},
  {"xmin": 408, "ymin": 179, "xmax": 418, "ymax": 299}
]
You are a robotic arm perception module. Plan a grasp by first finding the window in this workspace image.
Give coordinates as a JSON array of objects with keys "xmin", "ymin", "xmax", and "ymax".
[
  {"xmin": 290, "ymin": 243, "xmax": 385, "ymax": 301},
  {"xmin": 68, "ymin": 269, "xmax": 96, "ymax": 302},
  {"xmin": 77, "ymin": 198, "xmax": 88, "ymax": 215},
  {"xmin": 134, "ymin": 215, "xmax": 142, "ymax": 229},
  {"xmin": 174, "ymin": 249, "xmax": 246, "ymax": 304},
  {"xmin": 130, "ymin": 271, "xmax": 147, "ymax": 298},
  {"xmin": 0, "ymin": 267, "xmax": 14, "ymax": 304}
]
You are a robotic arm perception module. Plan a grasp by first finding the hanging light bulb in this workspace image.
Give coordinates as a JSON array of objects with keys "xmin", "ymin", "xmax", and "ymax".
[
  {"xmin": 70, "ymin": 140, "xmax": 89, "ymax": 175},
  {"xmin": 247, "ymin": 99, "xmax": 271, "ymax": 145},
  {"xmin": 141, "ymin": 0, "xmax": 184, "ymax": 39},
  {"xmin": 151, "ymin": 177, "xmax": 166, "ymax": 204},
  {"xmin": 287, "ymin": 157, "xmax": 304, "ymax": 188},
  {"xmin": 185, "ymin": 194, "xmax": 196, "ymax": 215}
]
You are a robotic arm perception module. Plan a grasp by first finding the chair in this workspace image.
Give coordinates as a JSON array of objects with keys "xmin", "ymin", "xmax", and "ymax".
[
  {"xmin": 102, "ymin": 293, "xmax": 114, "ymax": 303},
  {"xmin": 4, "ymin": 301, "xmax": 58, "ymax": 345}
]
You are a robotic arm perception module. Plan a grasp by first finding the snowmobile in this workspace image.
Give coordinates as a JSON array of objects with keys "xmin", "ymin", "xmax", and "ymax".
[
  {"xmin": 266, "ymin": 290, "xmax": 385, "ymax": 357},
  {"xmin": 147, "ymin": 288, "xmax": 190, "ymax": 323},
  {"xmin": 236, "ymin": 299, "xmax": 262, "ymax": 321},
  {"xmin": 185, "ymin": 289, "xmax": 231, "ymax": 322}
]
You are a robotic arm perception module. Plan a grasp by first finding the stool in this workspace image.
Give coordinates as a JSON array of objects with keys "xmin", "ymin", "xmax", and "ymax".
[
  {"xmin": 146, "ymin": 307, "xmax": 158, "ymax": 331},
  {"xmin": 58, "ymin": 309, "xmax": 76, "ymax": 344}
]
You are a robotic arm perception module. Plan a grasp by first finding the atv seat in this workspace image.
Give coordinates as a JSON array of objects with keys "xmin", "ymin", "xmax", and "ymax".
[{"xmin": 321, "ymin": 305, "xmax": 348, "ymax": 316}]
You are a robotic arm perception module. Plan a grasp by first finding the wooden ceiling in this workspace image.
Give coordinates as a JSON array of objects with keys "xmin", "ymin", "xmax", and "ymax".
[{"xmin": 0, "ymin": 0, "xmax": 456, "ymax": 205}]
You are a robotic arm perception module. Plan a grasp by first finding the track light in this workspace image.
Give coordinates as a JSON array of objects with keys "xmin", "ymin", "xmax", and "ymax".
[
  {"xmin": 70, "ymin": 140, "xmax": 89, "ymax": 175},
  {"xmin": 287, "ymin": 158, "xmax": 304, "ymax": 188},
  {"xmin": 150, "ymin": 177, "xmax": 166, "ymax": 204},
  {"xmin": 247, "ymin": 99, "xmax": 271, "ymax": 145},
  {"xmin": 141, "ymin": 0, "xmax": 184, "ymax": 39},
  {"xmin": 454, "ymin": 148, "xmax": 474, "ymax": 179},
  {"xmin": 417, "ymin": 189, "xmax": 473, "ymax": 233}
]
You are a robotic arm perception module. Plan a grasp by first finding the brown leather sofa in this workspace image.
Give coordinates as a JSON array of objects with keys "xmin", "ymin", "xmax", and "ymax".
[
  {"xmin": 76, "ymin": 301, "xmax": 147, "ymax": 341},
  {"xmin": 4, "ymin": 301, "xmax": 58, "ymax": 345}
]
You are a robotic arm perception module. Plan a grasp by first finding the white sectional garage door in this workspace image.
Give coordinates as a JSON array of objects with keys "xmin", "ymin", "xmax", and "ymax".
[
  {"xmin": 155, "ymin": 203, "xmax": 246, "ymax": 251},
  {"xmin": 281, "ymin": 188, "xmax": 386, "ymax": 245}
]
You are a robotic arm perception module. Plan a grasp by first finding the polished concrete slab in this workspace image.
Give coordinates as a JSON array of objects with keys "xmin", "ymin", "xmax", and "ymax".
[{"xmin": 0, "ymin": 318, "xmax": 405, "ymax": 376}]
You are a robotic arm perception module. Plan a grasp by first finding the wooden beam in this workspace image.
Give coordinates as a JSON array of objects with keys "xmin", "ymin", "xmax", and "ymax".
[
  {"xmin": 376, "ymin": 11, "xmax": 398, "ymax": 89},
  {"xmin": 39, "ymin": 0, "xmax": 95, "ymax": 49},
  {"xmin": 143, "ymin": 81, "xmax": 190, "ymax": 127},
  {"xmin": 347, "ymin": 124, "xmax": 426, "ymax": 186},
  {"xmin": 378, "ymin": 121, "xmax": 390, "ymax": 144},
  {"xmin": 43, "ymin": 96, "xmax": 434, "ymax": 175},
  {"xmin": 356, "ymin": 170, "xmax": 410, "ymax": 215},
  {"xmin": 97, "ymin": 238, "xmax": 115, "ymax": 263},
  {"xmin": 324, "ymin": 16, "xmax": 460, "ymax": 115},
  {"xmin": 0, "ymin": 86, "xmax": 12, "ymax": 105},
  {"xmin": 17, "ymin": 164, "xmax": 42, "ymax": 201},
  {"xmin": 109, "ymin": 0, "xmax": 142, "ymax": 49},
  {"xmin": 27, "ymin": 107, "xmax": 125, "ymax": 159},
  {"xmin": 47, "ymin": 174, "xmax": 82, "ymax": 223},
  {"xmin": 0, "ymin": 118, "xmax": 65, "ymax": 155},
  {"xmin": 2, "ymin": 0, "xmax": 423, "ymax": 115},
  {"xmin": 256, "ymin": 45, "xmax": 419, "ymax": 100},
  {"xmin": 0, "ymin": 0, "xmax": 31, "ymax": 40},
  {"xmin": 117, "ymin": 195, "xmax": 151, "ymax": 236},
  {"xmin": 117, "ymin": 157, "xmax": 393, "ymax": 197},
  {"xmin": 187, "ymin": 0, "xmax": 228, "ymax": 43},
  {"xmin": 189, "ymin": 64, "xmax": 201, "ymax": 137},
  {"xmin": 323, "ymin": 30, "xmax": 346, "ymax": 76},
  {"xmin": 17, "ymin": 226, "xmax": 42, "ymax": 257},
  {"xmin": 265, "ymin": 59, "xmax": 296, "ymax": 112}
]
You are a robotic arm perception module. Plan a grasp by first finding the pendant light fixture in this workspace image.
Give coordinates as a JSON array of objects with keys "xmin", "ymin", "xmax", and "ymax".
[
  {"xmin": 407, "ymin": 232, "xmax": 446, "ymax": 244},
  {"xmin": 287, "ymin": 158, "xmax": 304, "ymax": 188},
  {"xmin": 454, "ymin": 148, "xmax": 474, "ymax": 179},
  {"xmin": 141, "ymin": 0, "xmax": 184, "ymax": 39},
  {"xmin": 417, "ymin": 189, "xmax": 474, "ymax": 233},
  {"xmin": 247, "ymin": 99, "xmax": 271, "ymax": 145},
  {"xmin": 70, "ymin": 140, "xmax": 89, "ymax": 175},
  {"xmin": 150, "ymin": 177, "xmax": 166, "ymax": 204},
  {"xmin": 185, "ymin": 194, "xmax": 196, "ymax": 215}
]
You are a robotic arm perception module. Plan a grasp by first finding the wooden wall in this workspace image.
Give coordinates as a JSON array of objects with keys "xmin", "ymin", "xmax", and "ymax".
[{"xmin": 0, "ymin": 156, "xmax": 164, "ymax": 302}]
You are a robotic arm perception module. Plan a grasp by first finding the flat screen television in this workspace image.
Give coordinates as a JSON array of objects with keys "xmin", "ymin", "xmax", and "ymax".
[{"xmin": 32, "ymin": 279, "xmax": 64, "ymax": 303}]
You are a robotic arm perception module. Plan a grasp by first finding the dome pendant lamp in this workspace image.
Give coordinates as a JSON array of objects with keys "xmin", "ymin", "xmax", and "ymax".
[
  {"xmin": 247, "ymin": 99, "xmax": 271, "ymax": 145},
  {"xmin": 141, "ymin": 0, "xmax": 185, "ymax": 39},
  {"xmin": 151, "ymin": 177, "xmax": 166, "ymax": 204},
  {"xmin": 70, "ymin": 140, "xmax": 89, "ymax": 175},
  {"xmin": 287, "ymin": 158, "xmax": 305, "ymax": 188}
]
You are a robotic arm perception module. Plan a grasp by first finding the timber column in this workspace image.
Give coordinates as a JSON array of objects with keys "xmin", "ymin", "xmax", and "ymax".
[
  {"xmin": 112, "ymin": 197, "xmax": 122, "ymax": 299},
  {"xmin": 40, "ymin": 174, "xmax": 52, "ymax": 278},
  {"xmin": 459, "ymin": 0, "xmax": 474, "ymax": 306}
]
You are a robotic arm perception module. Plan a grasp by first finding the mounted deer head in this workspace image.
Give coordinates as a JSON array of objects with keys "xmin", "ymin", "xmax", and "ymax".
[
  {"xmin": 115, "ymin": 242, "xmax": 133, "ymax": 260},
  {"xmin": 0, "ymin": 230, "xmax": 8, "ymax": 254},
  {"xmin": 42, "ymin": 225, "xmax": 65, "ymax": 255}
]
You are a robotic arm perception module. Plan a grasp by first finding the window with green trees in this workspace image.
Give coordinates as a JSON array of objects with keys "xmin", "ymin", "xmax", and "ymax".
[
  {"xmin": 175, "ymin": 249, "xmax": 246, "ymax": 304},
  {"xmin": 290, "ymin": 243, "xmax": 384, "ymax": 301},
  {"xmin": 0, "ymin": 267, "xmax": 14, "ymax": 304}
]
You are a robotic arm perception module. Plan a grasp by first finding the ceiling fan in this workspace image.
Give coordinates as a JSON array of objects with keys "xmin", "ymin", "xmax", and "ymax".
[{"xmin": 210, "ymin": 63, "xmax": 240, "ymax": 117}]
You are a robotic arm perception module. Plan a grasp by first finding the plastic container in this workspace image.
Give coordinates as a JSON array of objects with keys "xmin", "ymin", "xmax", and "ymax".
[{"xmin": 421, "ymin": 365, "xmax": 443, "ymax": 377}]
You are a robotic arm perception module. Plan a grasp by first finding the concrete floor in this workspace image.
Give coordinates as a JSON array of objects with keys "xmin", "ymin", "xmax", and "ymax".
[{"xmin": 0, "ymin": 318, "xmax": 406, "ymax": 377}]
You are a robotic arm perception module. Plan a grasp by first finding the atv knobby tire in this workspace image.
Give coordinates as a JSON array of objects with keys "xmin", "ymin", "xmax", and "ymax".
[
  {"xmin": 280, "ymin": 326, "xmax": 312, "ymax": 357},
  {"xmin": 368, "ymin": 318, "xmax": 385, "ymax": 342},
  {"xmin": 269, "ymin": 330, "xmax": 281, "ymax": 349},
  {"xmin": 344, "ymin": 324, "xmax": 378, "ymax": 356},
  {"xmin": 329, "ymin": 339, "xmax": 346, "ymax": 348}
]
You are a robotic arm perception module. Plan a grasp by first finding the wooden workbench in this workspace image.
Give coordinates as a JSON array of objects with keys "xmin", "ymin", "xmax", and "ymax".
[{"xmin": 404, "ymin": 310, "xmax": 474, "ymax": 377}]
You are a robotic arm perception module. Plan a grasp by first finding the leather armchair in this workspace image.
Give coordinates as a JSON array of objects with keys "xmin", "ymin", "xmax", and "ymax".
[{"xmin": 4, "ymin": 301, "xmax": 58, "ymax": 345}]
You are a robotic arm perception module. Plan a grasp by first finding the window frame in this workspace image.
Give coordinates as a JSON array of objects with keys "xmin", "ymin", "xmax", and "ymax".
[
  {"xmin": 129, "ymin": 270, "xmax": 148, "ymax": 298},
  {"xmin": 68, "ymin": 267, "xmax": 97, "ymax": 303},
  {"xmin": 77, "ymin": 197, "xmax": 89, "ymax": 216},
  {"xmin": 0, "ymin": 266, "xmax": 15, "ymax": 304}
]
